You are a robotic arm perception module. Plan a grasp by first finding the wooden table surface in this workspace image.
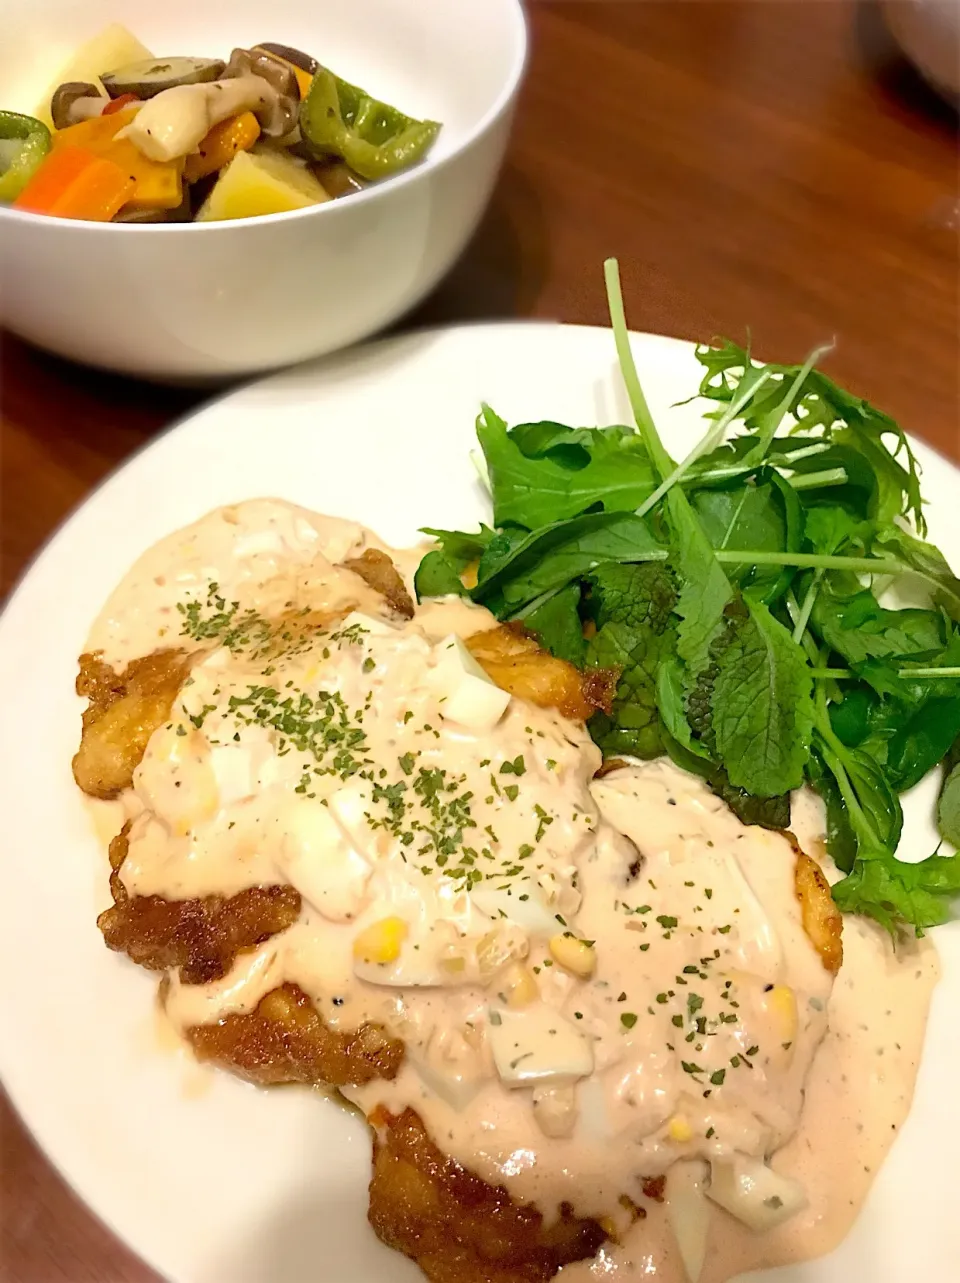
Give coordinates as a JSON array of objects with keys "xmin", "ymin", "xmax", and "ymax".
[{"xmin": 1, "ymin": 2, "xmax": 958, "ymax": 1280}]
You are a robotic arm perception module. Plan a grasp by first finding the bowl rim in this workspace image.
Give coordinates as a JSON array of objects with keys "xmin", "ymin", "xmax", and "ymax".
[{"xmin": 0, "ymin": 0, "xmax": 528, "ymax": 235}]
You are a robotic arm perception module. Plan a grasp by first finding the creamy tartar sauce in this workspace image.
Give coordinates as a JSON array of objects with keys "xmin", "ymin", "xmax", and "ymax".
[{"xmin": 83, "ymin": 500, "xmax": 939, "ymax": 1282}]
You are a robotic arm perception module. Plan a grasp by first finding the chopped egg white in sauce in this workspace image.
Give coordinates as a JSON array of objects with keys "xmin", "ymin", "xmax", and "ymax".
[{"xmin": 84, "ymin": 499, "xmax": 940, "ymax": 1283}]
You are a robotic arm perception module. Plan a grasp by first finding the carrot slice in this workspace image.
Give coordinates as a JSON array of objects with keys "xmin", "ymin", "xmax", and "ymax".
[{"xmin": 13, "ymin": 145, "xmax": 135, "ymax": 220}]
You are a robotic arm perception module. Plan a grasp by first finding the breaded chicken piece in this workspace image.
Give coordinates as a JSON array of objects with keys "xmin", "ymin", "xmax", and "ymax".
[
  {"xmin": 98, "ymin": 827, "xmax": 301, "ymax": 985},
  {"xmin": 73, "ymin": 649, "xmax": 194, "ymax": 798},
  {"xmin": 367, "ymin": 1107, "xmax": 607, "ymax": 1283},
  {"xmin": 467, "ymin": 625, "xmax": 617, "ymax": 722},
  {"xmin": 343, "ymin": 548, "xmax": 415, "ymax": 619},
  {"xmin": 793, "ymin": 847, "xmax": 844, "ymax": 974},
  {"xmin": 187, "ymin": 982, "xmax": 404, "ymax": 1086}
]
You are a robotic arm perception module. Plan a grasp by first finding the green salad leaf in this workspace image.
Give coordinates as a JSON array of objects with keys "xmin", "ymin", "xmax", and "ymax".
[
  {"xmin": 832, "ymin": 847, "xmax": 960, "ymax": 933},
  {"xmin": 938, "ymin": 739, "xmax": 960, "ymax": 848},
  {"xmin": 712, "ymin": 598, "xmax": 814, "ymax": 796},
  {"xmin": 412, "ymin": 258, "xmax": 960, "ymax": 935},
  {"xmin": 472, "ymin": 511, "xmax": 664, "ymax": 614},
  {"xmin": 520, "ymin": 583, "xmax": 587, "ymax": 666},
  {"xmin": 477, "ymin": 406, "xmax": 656, "ymax": 528},
  {"xmin": 694, "ymin": 340, "xmax": 926, "ymax": 532},
  {"xmin": 585, "ymin": 563, "xmax": 677, "ymax": 759}
]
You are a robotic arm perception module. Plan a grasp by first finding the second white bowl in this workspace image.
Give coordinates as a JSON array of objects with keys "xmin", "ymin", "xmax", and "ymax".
[{"xmin": 0, "ymin": 0, "xmax": 527, "ymax": 380}]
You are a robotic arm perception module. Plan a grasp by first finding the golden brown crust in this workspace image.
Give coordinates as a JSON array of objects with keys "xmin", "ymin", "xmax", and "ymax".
[
  {"xmin": 466, "ymin": 625, "xmax": 616, "ymax": 723},
  {"xmin": 98, "ymin": 827, "xmax": 302, "ymax": 985},
  {"xmin": 73, "ymin": 649, "xmax": 194, "ymax": 798},
  {"xmin": 367, "ymin": 1106, "xmax": 607, "ymax": 1283},
  {"xmin": 793, "ymin": 847, "xmax": 843, "ymax": 974},
  {"xmin": 343, "ymin": 548, "xmax": 415, "ymax": 619},
  {"xmin": 594, "ymin": 756, "xmax": 630, "ymax": 779},
  {"xmin": 186, "ymin": 982, "xmax": 404, "ymax": 1086}
]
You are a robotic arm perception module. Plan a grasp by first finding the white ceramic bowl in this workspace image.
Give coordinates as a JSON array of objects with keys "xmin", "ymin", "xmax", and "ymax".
[
  {"xmin": 882, "ymin": 0, "xmax": 960, "ymax": 99},
  {"xmin": 0, "ymin": 0, "xmax": 526, "ymax": 380}
]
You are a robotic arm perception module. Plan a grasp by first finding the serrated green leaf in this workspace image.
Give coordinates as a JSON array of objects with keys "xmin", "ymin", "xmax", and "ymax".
[
  {"xmin": 712, "ymin": 598, "xmax": 814, "ymax": 795},
  {"xmin": 832, "ymin": 847, "xmax": 960, "ymax": 934},
  {"xmin": 586, "ymin": 563, "xmax": 678, "ymax": 760}
]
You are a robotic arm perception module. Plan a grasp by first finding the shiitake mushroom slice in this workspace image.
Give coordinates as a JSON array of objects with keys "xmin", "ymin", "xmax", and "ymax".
[{"xmin": 50, "ymin": 82, "xmax": 105, "ymax": 129}]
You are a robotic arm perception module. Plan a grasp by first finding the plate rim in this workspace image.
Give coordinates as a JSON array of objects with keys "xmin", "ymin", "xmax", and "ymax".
[{"xmin": 1, "ymin": 319, "xmax": 957, "ymax": 1283}]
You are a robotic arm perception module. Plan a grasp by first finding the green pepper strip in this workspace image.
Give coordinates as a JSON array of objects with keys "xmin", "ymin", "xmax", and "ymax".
[
  {"xmin": 299, "ymin": 69, "xmax": 440, "ymax": 181},
  {"xmin": 0, "ymin": 110, "xmax": 52, "ymax": 202}
]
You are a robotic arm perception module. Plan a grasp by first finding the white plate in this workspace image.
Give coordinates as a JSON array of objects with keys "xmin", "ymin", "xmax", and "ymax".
[{"xmin": 1, "ymin": 324, "xmax": 958, "ymax": 1283}]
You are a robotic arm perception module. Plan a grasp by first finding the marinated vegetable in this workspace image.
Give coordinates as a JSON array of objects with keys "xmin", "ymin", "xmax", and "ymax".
[
  {"xmin": 51, "ymin": 110, "xmax": 184, "ymax": 211},
  {"xmin": 13, "ymin": 145, "xmax": 134, "ymax": 220},
  {"xmin": 50, "ymin": 83, "xmax": 104, "ymax": 130},
  {"xmin": 182, "ymin": 111, "xmax": 260, "ymax": 183},
  {"xmin": 101, "ymin": 56, "xmax": 225, "ymax": 99},
  {"xmin": 0, "ymin": 110, "xmax": 51, "ymax": 202},
  {"xmin": 117, "ymin": 77, "xmax": 286, "ymax": 163},
  {"xmin": 32, "ymin": 24, "xmax": 153, "ymax": 128},
  {"xmin": 299, "ymin": 67, "xmax": 441, "ymax": 180},
  {"xmin": 196, "ymin": 147, "xmax": 330, "ymax": 220},
  {"xmin": 253, "ymin": 43, "xmax": 317, "ymax": 97},
  {"xmin": 2, "ymin": 24, "xmax": 442, "ymax": 223}
]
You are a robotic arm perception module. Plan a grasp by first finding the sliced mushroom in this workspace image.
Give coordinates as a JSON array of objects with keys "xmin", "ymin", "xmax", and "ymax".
[
  {"xmin": 119, "ymin": 76, "xmax": 286, "ymax": 163},
  {"xmin": 51, "ymin": 82, "xmax": 105, "ymax": 129},
  {"xmin": 221, "ymin": 48, "xmax": 299, "ymax": 137},
  {"xmin": 254, "ymin": 42, "xmax": 319, "ymax": 75},
  {"xmin": 102, "ymin": 57, "xmax": 225, "ymax": 100}
]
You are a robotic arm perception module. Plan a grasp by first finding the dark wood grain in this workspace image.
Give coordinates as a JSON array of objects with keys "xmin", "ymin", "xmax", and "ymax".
[{"xmin": 2, "ymin": 2, "xmax": 958, "ymax": 1280}]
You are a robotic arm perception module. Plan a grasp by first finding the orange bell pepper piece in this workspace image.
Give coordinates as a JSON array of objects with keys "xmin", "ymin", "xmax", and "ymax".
[
  {"xmin": 52, "ymin": 109, "xmax": 183, "ymax": 211},
  {"xmin": 51, "ymin": 108, "xmax": 134, "ymax": 149},
  {"xmin": 183, "ymin": 111, "xmax": 261, "ymax": 183},
  {"xmin": 13, "ymin": 145, "xmax": 135, "ymax": 220}
]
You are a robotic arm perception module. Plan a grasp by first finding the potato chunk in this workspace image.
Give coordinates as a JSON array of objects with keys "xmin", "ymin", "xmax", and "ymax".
[{"xmin": 196, "ymin": 148, "xmax": 330, "ymax": 221}]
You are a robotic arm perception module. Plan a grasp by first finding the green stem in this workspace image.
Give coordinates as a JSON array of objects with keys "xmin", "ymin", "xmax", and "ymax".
[
  {"xmin": 681, "ymin": 463, "xmax": 845, "ymax": 490},
  {"xmin": 604, "ymin": 258, "xmax": 672, "ymax": 478},
  {"xmin": 811, "ymin": 660, "xmax": 885, "ymax": 852},
  {"xmin": 714, "ymin": 551, "xmax": 905, "ymax": 573},
  {"xmin": 808, "ymin": 667, "xmax": 960, "ymax": 679},
  {"xmin": 785, "ymin": 588, "xmax": 820, "ymax": 662},
  {"xmin": 815, "ymin": 733, "xmax": 880, "ymax": 850},
  {"xmin": 897, "ymin": 667, "xmax": 960, "ymax": 679},
  {"xmin": 791, "ymin": 569, "xmax": 823, "ymax": 645},
  {"xmin": 783, "ymin": 467, "xmax": 848, "ymax": 490},
  {"xmin": 749, "ymin": 341, "xmax": 834, "ymax": 460},
  {"xmin": 770, "ymin": 441, "xmax": 833, "ymax": 465},
  {"xmin": 635, "ymin": 370, "xmax": 774, "ymax": 521},
  {"xmin": 508, "ymin": 585, "xmax": 563, "ymax": 621}
]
